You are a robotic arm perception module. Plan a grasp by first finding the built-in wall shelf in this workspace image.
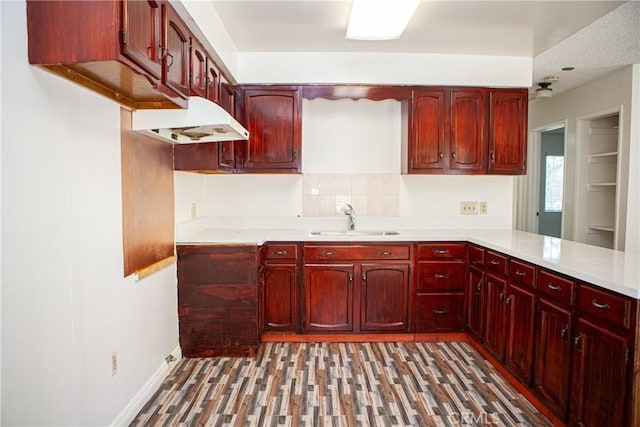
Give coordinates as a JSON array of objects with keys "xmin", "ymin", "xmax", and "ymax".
[{"xmin": 581, "ymin": 113, "xmax": 621, "ymax": 250}]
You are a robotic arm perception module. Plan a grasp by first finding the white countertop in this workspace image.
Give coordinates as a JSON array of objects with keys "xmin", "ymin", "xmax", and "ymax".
[{"xmin": 177, "ymin": 224, "xmax": 640, "ymax": 299}]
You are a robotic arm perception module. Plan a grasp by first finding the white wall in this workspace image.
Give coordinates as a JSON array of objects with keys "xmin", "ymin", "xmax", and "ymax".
[
  {"xmin": 528, "ymin": 65, "xmax": 639, "ymax": 254},
  {"xmin": 175, "ymin": 97, "xmax": 514, "ymax": 229},
  {"xmin": 237, "ymin": 52, "xmax": 532, "ymax": 86},
  {"xmin": 1, "ymin": 2, "xmax": 179, "ymax": 425}
]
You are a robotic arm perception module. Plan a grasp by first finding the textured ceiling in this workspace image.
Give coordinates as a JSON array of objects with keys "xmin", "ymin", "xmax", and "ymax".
[{"xmin": 209, "ymin": 0, "xmax": 640, "ymax": 95}]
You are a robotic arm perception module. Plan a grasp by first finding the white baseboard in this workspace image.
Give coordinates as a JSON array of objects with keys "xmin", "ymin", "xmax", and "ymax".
[{"xmin": 111, "ymin": 346, "xmax": 182, "ymax": 426}]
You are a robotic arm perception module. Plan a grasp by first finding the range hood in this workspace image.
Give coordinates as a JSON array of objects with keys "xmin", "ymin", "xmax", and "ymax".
[{"xmin": 132, "ymin": 96, "xmax": 249, "ymax": 144}]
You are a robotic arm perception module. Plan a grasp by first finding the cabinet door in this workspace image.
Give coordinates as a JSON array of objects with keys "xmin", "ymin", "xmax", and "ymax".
[
  {"xmin": 488, "ymin": 89, "xmax": 528, "ymax": 174},
  {"xmin": 483, "ymin": 273, "xmax": 507, "ymax": 361},
  {"xmin": 304, "ymin": 264, "xmax": 353, "ymax": 332},
  {"xmin": 449, "ymin": 89, "xmax": 487, "ymax": 173},
  {"xmin": 504, "ymin": 284, "xmax": 536, "ymax": 385},
  {"xmin": 533, "ymin": 299, "xmax": 572, "ymax": 420},
  {"xmin": 360, "ymin": 264, "xmax": 410, "ymax": 332},
  {"xmin": 218, "ymin": 83, "xmax": 236, "ymax": 169},
  {"xmin": 121, "ymin": 0, "xmax": 162, "ymax": 79},
  {"xmin": 409, "ymin": 89, "xmax": 447, "ymax": 172},
  {"xmin": 240, "ymin": 89, "xmax": 301, "ymax": 172},
  {"xmin": 206, "ymin": 61, "xmax": 220, "ymax": 103},
  {"xmin": 162, "ymin": 3, "xmax": 190, "ymax": 99},
  {"xmin": 189, "ymin": 38, "xmax": 207, "ymax": 98},
  {"xmin": 263, "ymin": 263, "xmax": 298, "ymax": 332},
  {"xmin": 570, "ymin": 318, "xmax": 629, "ymax": 427},
  {"xmin": 466, "ymin": 265, "xmax": 485, "ymax": 341}
]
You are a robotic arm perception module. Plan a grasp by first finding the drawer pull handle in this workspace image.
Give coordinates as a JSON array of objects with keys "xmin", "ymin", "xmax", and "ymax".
[
  {"xmin": 321, "ymin": 250, "xmax": 336, "ymax": 257},
  {"xmin": 490, "ymin": 259, "xmax": 500, "ymax": 265},
  {"xmin": 434, "ymin": 274, "xmax": 450, "ymax": 280},
  {"xmin": 433, "ymin": 308, "xmax": 448, "ymax": 315},
  {"xmin": 273, "ymin": 250, "xmax": 287, "ymax": 256},
  {"xmin": 379, "ymin": 251, "xmax": 393, "ymax": 256},
  {"xmin": 515, "ymin": 269, "xmax": 526, "ymax": 277},
  {"xmin": 499, "ymin": 292, "xmax": 504, "ymax": 302},
  {"xmin": 434, "ymin": 249, "xmax": 449, "ymax": 255},
  {"xmin": 547, "ymin": 283, "xmax": 561, "ymax": 292},
  {"xmin": 591, "ymin": 299, "xmax": 610, "ymax": 310}
]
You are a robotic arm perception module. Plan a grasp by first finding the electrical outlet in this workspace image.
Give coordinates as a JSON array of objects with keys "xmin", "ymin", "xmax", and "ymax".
[
  {"xmin": 111, "ymin": 352, "xmax": 118, "ymax": 377},
  {"xmin": 190, "ymin": 202, "xmax": 197, "ymax": 219},
  {"xmin": 460, "ymin": 201, "xmax": 478, "ymax": 215},
  {"xmin": 479, "ymin": 202, "xmax": 488, "ymax": 215}
]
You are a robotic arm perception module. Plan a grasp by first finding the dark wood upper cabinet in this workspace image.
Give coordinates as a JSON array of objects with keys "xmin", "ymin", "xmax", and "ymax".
[
  {"xmin": 162, "ymin": 3, "xmax": 190, "ymax": 100},
  {"xmin": 488, "ymin": 89, "xmax": 528, "ymax": 174},
  {"xmin": 121, "ymin": 0, "xmax": 162, "ymax": 80},
  {"xmin": 26, "ymin": 0, "xmax": 189, "ymax": 108},
  {"xmin": 409, "ymin": 89, "xmax": 447, "ymax": 172},
  {"xmin": 189, "ymin": 38, "xmax": 208, "ymax": 98},
  {"xmin": 207, "ymin": 62, "xmax": 220, "ymax": 104},
  {"xmin": 449, "ymin": 88, "xmax": 487, "ymax": 173},
  {"xmin": 237, "ymin": 87, "xmax": 302, "ymax": 173},
  {"xmin": 217, "ymin": 83, "xmax": 238, "ymax": 170}
]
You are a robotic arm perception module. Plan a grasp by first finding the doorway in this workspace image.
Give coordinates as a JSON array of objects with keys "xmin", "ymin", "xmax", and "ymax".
[{"xmin": 538, "ymin": 127, "xmax": 565, "ymax": 238}]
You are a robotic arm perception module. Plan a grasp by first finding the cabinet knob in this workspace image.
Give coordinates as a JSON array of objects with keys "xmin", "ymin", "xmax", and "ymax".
[
  {"xmin": 273, "ymin": 249, "xmax": 287, "ymax": 256},
  {"xmin": 515, "ymin": 269, "xmax": 526, "ymax": 277},
  {"xmin": 321, "ymin": 250, "xmax": 336, "ymax": 257},
  {"xmin": 561, "ymin": 324, "xmax": 569, "ymax": 341},
  {"xmin": 379, "ymin": 251, "xmax": 393, "ymax": 256},
  {"xmin": 490, "ymin": 152, "xmax": 495, "ymax": 161},
  {"xmin": 499, "ymin": 292, "xmax": 504, "ymax": 302},
  {"xmin": 434, "ymin": 249, "xmax": 449, "ymax": 255},
  {"xmin": 439, "ymin": 152, "xmax": 444, "ymax": 159},
  {"xmin": 434, "ymin": 273, "xmax": 450, "ymax": 280},
  {"xmin": 574, "ymin": 332, "xmax": 583, "ymax": 352},
  {"xmin": 432, "ymin": 308, "xmax": 448, "ymax": 315},
  {"xmin": 452, "ymin": 152, "xmax": 456, "ymax": 159},
  {"xmin": 490, "ymin": 259, "xmax": 500, "ymax": 265}
]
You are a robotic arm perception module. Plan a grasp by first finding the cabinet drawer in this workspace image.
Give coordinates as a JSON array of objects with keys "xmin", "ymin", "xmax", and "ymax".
[
  {"xmin": 577, "ymin": 284, "xmax": 632, "ymax": 329},
  {"xmin": 468, "ymin": 244, "xmax": 485, "ymax": 268},
  {"xmin": 538, "ymin": 270, "xmax": 575, "ymax": 305},
  {"xmin": 417, "ymin": 243, "xmax": 465, "ymax": 260},
  {"xmin": 508, "ymin": 259, "xmax": 535, "ymax": 288},
  {"xmin": 304, "ymin": 244, "xmax": 410, "ymax": 261},
  {"xmin": 417, "ymin": 261, "xmax": 465, "ymax": 291},
  {"xmin": 263, "ymin": 243, "xmax": 299, "ymax": 260},
  {"xmin": 415, "ymin": 293, "xmax": 465, "ymax": 332},
  {"xmin": 486, "ymin": 251, "xmax": 508, "ymax": 276}
]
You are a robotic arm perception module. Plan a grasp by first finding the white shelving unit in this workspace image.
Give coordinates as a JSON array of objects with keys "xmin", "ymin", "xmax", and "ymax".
[{"xmin": 584, "ymin": 115, "xmax": 619, "ymax": 249}]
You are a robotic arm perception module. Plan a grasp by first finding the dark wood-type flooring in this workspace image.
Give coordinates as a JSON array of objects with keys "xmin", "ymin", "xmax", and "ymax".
[{"xmin": 131, "ymin": 341, "xmax": 552, "ymax": 426}]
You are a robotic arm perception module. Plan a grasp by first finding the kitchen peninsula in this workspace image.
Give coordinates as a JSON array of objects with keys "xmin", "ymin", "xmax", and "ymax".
[{"xmin": 176, "ymin": 221, "xmax": 640, "ymax": 426}]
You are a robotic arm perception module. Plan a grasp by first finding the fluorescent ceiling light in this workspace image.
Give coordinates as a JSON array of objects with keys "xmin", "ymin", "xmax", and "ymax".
[{"xmin": 346, "ymin": 0, "xmax": 420, "ymax": 40}]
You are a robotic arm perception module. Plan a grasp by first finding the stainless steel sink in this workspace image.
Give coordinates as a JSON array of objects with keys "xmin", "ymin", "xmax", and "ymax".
[{"xmin": 310, "ymin": 230, "xmax": 400, "ymax": 236}]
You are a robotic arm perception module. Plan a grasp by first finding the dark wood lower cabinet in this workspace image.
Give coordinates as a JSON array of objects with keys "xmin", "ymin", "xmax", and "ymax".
[
  {"xmin": 416, "ymin": 293, "xmax": 464, "ymax": 331},
  {"xmin": 569, "ymin": 317, "xmax": 630, "ymax": 427},
  {"xmin": 533, "ymin": 299, "xmax": 572, "ymax": 420},
  {"xmin": 177, "ymin": 244, "xmax": 259, "ymax": 357},
  {"xmin": 303, "ymin": 264, "xmax": 354, "ymax": 332},
  {"xmin": 504, "ymin": 284, "xmax": 536, "ymax": 385},
  {"xmin": 483, "ymin": 273, "xmax": 507, "ymax": 361},
  {"xmin": 262, "ymin": 263, "xmax": 298, "ymax": 332},
  {"xmin": 466, "ymin": 265, "xmax": 485, "ymax": 341},
  {"xmin": 360, "ymin": 264, "xmax": 410, "ymax": 331}
]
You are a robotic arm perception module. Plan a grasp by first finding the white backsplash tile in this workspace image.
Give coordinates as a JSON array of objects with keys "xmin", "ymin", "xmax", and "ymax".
[{"xmin": 303, "ymin": 173, "xmax": 399, "ymax": 217}]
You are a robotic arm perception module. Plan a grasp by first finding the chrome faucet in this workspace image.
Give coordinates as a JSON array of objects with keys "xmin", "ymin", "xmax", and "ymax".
[{"xmin": 344, "ymin": 203, "xmax": 356, "ymax": 230}]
